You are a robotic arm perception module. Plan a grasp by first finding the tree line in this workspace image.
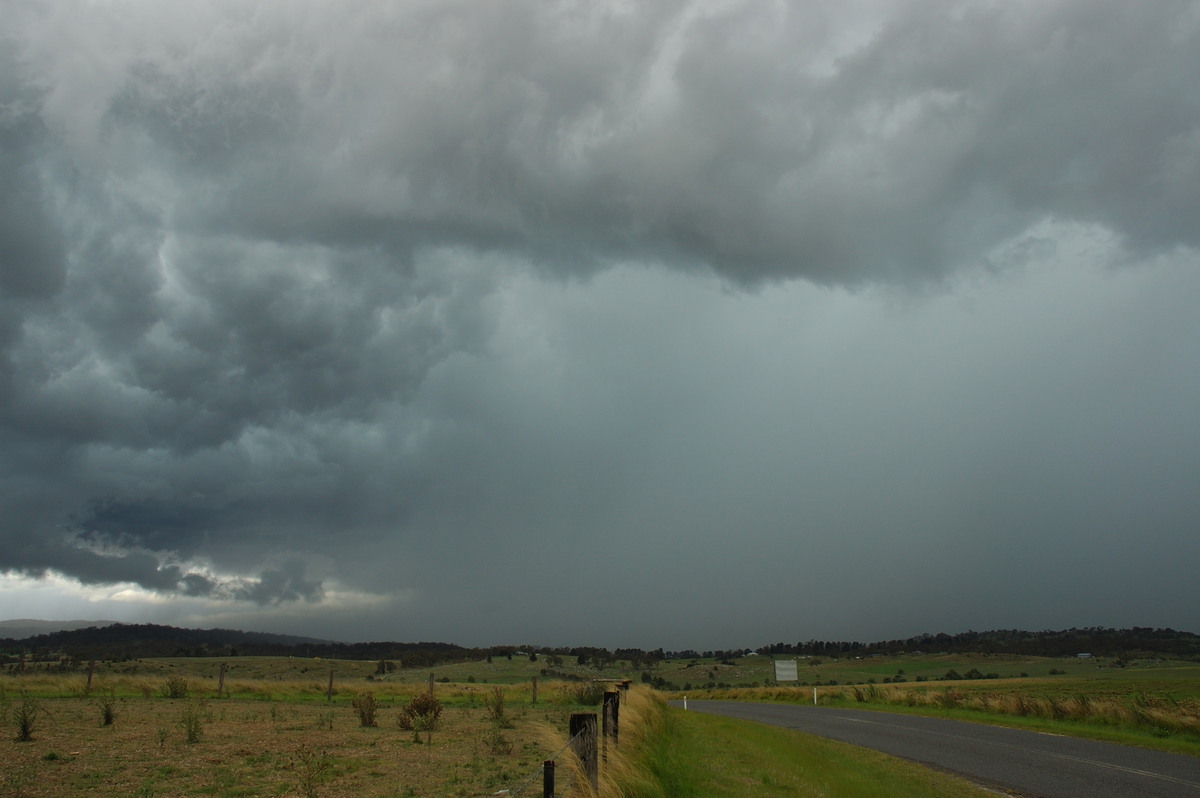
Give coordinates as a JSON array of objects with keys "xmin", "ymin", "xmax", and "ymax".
[
  {"xmin": 3, "ymin": 623, "xmax": 1198, "ymax": 666},
  {"xmin": 754, "ymin": 627, "xmax": 1200, "ymax": 659}
]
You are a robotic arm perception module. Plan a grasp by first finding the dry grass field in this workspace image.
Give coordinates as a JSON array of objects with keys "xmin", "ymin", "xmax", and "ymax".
[{"xmin": 1, "ymin": 677, "xmax": 594, "ymax": 798}]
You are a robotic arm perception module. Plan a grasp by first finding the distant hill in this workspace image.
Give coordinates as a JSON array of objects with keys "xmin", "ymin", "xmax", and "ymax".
[
  {"xmin": 0, "ymin": 619, "xmax": 118, "ymax": 639},
  {"xmin": 0, "ymin": 622, "xmax": 467, "ymax": 667}
]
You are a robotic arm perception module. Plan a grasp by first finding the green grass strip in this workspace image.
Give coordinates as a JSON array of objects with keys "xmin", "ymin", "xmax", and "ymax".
[{"xmin": 634, "ymin": 708, "xmax": 998, "ymax": 798}]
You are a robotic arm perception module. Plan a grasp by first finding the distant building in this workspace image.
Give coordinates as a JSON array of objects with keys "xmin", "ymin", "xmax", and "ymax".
[{"xmin": 1077, "ymin": 653, "xmax": 1092, "ymax": 659}]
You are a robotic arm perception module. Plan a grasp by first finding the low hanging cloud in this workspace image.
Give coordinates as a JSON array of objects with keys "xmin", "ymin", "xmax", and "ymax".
[{"xmin": 1, "ymin": 0, "xmax": 1199, "ymax": 645}]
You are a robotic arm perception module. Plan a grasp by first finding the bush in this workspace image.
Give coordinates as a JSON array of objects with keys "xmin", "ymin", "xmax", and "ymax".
[
  {"xmin": 397, "ymin": 693, "xmax": 443, "ymax": 743},
  {"xmin": 352, "ymin": 691, "xmax": 379, "ymax": 727},
  {"xmin": 161, "ymin": 676, "xmax": 189, "ymax": 699}
]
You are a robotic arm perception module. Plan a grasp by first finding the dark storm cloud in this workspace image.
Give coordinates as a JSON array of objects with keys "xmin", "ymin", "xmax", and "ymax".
[
  {"xmin": 0, "ymin": 0, "xmax": 1198, "ymax": 645},
  {"xmin": 12, "ymin": 1, "xmax": 1196, "ymax": 281}
]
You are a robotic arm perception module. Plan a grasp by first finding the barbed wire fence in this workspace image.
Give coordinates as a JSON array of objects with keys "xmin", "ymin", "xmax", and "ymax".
[
  {"xmin": 498, "ymin": 685, "xmax": 624, "ymax": 797},
  {"xmin": 499, "ymin": 724, "xmax": 588, "ymax": 797}
]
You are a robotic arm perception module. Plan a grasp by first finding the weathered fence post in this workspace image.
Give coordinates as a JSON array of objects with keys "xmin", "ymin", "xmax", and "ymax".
[
  {"xmin": 85, "ymin": 660, "xmax": 96, "ymax": 694},
  {"xmin": 542, "ymin": 759, "xmax": 555, "ymax": 798},
  {"xmin": 569, "ymin": 713, "xmax": 598, "ymax": 793},
  {"xmin": 603, "ymin": 690, "xmax": 619, "ymax": 747},
  {"xmin": 218, "ymin": 662, "xmax": 227, "ymax": 698},
  {"xmin": 532, "ymin": 675, "xmax": 538, "ymax": 705},
  {"xmin": 428, "ymin": 672, "xmax": 435, "ymax": 697},
  {"xmin": 326, "ymin": 669, "xmax": 335, "ymax": 703}
]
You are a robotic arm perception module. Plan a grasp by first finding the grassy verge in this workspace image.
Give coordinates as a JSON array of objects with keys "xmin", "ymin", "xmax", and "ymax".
[
  {"xmin": 612, "ymin": 699, "xmax": 1000, "ymax": 798},
  {"xmin": 672, "ymin": 680, "xmax": 1200, "ymax": 757}
]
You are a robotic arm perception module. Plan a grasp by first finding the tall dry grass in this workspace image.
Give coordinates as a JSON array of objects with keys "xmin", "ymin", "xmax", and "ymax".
[
  {"xmin": 672, "ymin": 682, "xmax": 1200, "ymax": 741},
  {"xmin": 841, "ymin": 685, "xmax": 1200, "ymax": 738},
  {"xmin": 534, "ymin": 685, "xmax": 667, "ymax": 798}
]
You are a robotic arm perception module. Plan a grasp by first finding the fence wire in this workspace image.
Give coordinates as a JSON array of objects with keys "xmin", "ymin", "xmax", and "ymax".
[{"xmin": 500, "ymin": 725, "xmax": 588, "ymax": 797}]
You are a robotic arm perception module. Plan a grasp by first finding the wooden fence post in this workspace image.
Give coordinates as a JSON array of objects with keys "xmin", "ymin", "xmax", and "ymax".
[
  {"xmin": 326, "ymin": 669, "xmax": 335, "ymax": 703},
  {"xmin": 603, "ymin": 690, "xmax": 619, "ymax": 747},
  {"xmin": 569, "ymin": 713, "xmax": 598, "ymax": 793},
  {"xmin": 85, "ymin": 660, "xmax": 96, "ymax": 694},
  {"xmin": 532, "ymin": 676, "xmax": 538, "ymax": 705},
  {"xmin": 543, "ymin": 759, "xmax": 555, "ymax": 798},
  {"xmin": 218, "ymin": 662, "xmax": 227, "ymax": 698},
  {"xmin": 428, "ymin": 672, "xmax": 435, "ymax": 697}
]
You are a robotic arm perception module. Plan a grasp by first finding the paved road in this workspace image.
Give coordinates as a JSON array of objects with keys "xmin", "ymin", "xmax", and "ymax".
[{"xmin": 675, "ymin": 700, "xmax": 1200, "ymax": 797}]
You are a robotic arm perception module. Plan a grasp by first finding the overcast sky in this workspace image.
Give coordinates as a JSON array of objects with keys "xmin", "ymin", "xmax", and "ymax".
[{"xmin": 2, "ymin": 0, "xmax": 1198, "ymax": 651}]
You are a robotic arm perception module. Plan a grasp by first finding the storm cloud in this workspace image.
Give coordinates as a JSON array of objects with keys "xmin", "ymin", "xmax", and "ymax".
[{"xmin": 1, "ymin": 0, "xmax": 1198, "ymax": 647}]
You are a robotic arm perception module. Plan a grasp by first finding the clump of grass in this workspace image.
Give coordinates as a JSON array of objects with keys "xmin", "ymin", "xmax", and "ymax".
[
  {"xmin": 12, "ymin": 693, "xmax": 43, "ymax": 742},
  {"xmin": 564, "ymin": 681, "xmax": 605, "ymax": 706},
  {"xmin": 351, "ymin": 691, "xmax": 379, "ymax": 727},
  {"xmin": 96, "ymin": 689, "xmax": 118, "ymax": 726},
  {"xmin": 484, "ymin": 725, "xmax": 513, "ymax": 755}
]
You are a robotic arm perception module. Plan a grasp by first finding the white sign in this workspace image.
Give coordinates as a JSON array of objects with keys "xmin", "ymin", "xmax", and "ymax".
[{"xmin": 774, "ymin": 659, "xmax": 798, "ymax": 682}]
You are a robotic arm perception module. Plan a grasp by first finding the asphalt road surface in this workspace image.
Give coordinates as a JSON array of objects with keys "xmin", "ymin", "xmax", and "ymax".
[{"xmin": 675, "ymin": 700, "xmax": 1200, "ymax": 797}]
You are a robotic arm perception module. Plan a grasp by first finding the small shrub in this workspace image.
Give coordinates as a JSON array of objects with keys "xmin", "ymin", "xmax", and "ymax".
[
  {"xmin": 483, "ymin": 686, "xmax": 512, "ymax": 727},
  {"xmin": 352, "ymin": 691, "xmax": 379, "ymax": 727},
  {"xmin": 397, "ymin": 693, "xmax": 443, "ymax": 743},
  {"xmin": 292, "ymin": 744, "xmax": 332, "ymax": 798},
  {"xmin": 161, "ymin": 676, "xmax": 189, "ymax": 699},
  {"xmin": 180, "ymin": 700, "xmax": 204, "ymax": 744}
]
